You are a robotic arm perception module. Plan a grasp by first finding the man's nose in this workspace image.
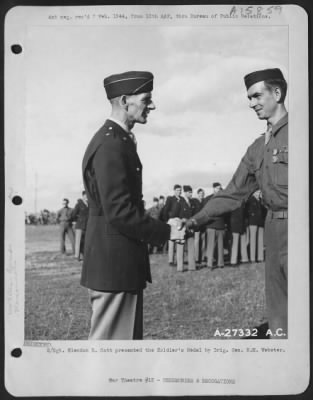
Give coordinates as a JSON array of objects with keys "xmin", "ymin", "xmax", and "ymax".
[
  {"xmin": 149, "ymin": 101, "xmax": 156, "ymax": 110},
  {"xmin": 249, "ymin": 98, "xmax": 257, "ymax": 108}
]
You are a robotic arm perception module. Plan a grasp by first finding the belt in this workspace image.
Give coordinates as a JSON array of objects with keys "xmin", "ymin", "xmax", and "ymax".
[{"xmin": 267, "ymin": 210, "xmax": 288, "ymax": 219}]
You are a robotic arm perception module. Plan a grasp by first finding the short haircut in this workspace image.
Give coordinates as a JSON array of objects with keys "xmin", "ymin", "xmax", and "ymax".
[
  {"xmin": 264, "ymin": 78, "xmax": 287, "ymax": 103},
  {"xmin": 153, "ymin": 197, "xmax": 159, "ymax": 202},
  {"xmin": 197, "ymin": 188, "xmax": 204, "ymax": 194},
  {"xmin": 82, "ymin": 190, "xmax": 86, "ymax": 196},
  {"xmin": 63, "ymin": 198, "xmax": 69, "ymax": 203},
  {"xmin": 159, "ymin": 195, "xmax": 165, "ymax": 200},
  {"xmin": 173, "ymin": 184, "xmax": 181, "ymax": 190}
]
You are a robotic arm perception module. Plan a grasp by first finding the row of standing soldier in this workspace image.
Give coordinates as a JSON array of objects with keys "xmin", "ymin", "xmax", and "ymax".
[
  {"xmin": 56, "ymin": 192, "xmax": 89, "ymax": 260},
  {"xmin": 146, "ymin": 183, "xmax": 267, "ymax": 272}
]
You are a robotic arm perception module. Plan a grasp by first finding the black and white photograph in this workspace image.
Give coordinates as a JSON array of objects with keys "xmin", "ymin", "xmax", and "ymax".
[{"xmin": 4, "ymin": 4, "xmax": 309, "ymax": 397}]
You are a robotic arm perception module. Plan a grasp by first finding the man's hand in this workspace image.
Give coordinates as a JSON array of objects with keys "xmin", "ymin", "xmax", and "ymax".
[
  {"xmin": 178, "ymin": 218, "xmax": 198, "ymax": 233},
  {"xmin": 168, "ymin": 218, "xmax": 186, "ymax": 243}
]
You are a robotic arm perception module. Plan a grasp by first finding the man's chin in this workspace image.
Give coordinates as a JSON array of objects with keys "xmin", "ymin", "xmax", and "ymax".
[
  {"xmin": 255, "ymin": 112, "xmax": 266, "ymax": 120},
  {"xmin": 137, "ymin": 118, "xmax": 148, "ymax": 124}
]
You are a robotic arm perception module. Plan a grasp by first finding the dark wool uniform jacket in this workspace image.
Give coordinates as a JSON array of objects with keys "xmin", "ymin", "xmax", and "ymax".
[
  {"xmin": 161, "ymin": 195, "xmax": 183, "ymax": 221},
  {"xmin": 176, "ymin": 197, "xmax": 198, "ymax": 220},
  {"xmin": 81, "ymin": 120, "xmax": 170, "ymax": 292}
]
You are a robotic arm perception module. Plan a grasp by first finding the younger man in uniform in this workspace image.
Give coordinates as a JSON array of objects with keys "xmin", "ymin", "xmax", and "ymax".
[{"xmin": 185, "ymin": 68, "xmax": 288, "ymax": 338}]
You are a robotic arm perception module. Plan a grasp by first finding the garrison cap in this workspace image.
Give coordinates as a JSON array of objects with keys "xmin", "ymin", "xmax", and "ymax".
[
  {"xmin": 244, "ymin": 68, "xmax": 285, "ymax": 90},
  {"xmin": 103, "ymin": 71, "xmax": 154, "ymax": 99},
  {"xmin": 213, "ymin": 182, "xmax": 221, "ymax": 188},
  {"xmin": 183, "ymin": 185, "xmax": 193, "ymax": 192}
]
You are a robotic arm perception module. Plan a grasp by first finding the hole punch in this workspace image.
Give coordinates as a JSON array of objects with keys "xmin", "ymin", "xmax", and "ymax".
[
  {"xmin": 11, "ymin": 348, "xmax": 22, "ymax": 358},
  {"xmin": 12, "ymin": 196, "xmax": 23, "ymax": 205},
  {"xmin": 11, "ymin": 44, "xmax": 23, "ymax": 54}
]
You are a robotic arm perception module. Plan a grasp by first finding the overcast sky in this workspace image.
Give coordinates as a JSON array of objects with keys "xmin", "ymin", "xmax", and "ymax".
[{"xmin": 25, "ymin": 24, "xmax": 288, "ymax": 212}]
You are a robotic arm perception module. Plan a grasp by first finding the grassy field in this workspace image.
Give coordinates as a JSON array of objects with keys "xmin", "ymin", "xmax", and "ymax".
[{"xmin": 25, "ymin": 225, "xmax": 266, "ymax": 340}]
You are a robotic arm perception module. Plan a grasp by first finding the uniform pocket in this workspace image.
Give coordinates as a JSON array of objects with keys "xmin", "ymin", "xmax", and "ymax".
[{"xmin": 273, "ymin": 151, "xmax": 288, "ymax": 187}]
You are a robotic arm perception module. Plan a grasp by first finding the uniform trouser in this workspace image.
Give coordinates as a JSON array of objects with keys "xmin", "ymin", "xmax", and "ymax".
[
  {"xmin": 206, "ymin": 228, "xmax": 224, "ymax": 267},
  {"xmin": 194, "ymin": 231, "xmax": 206, "ymax": 263},
  {"xmin": 265, "ymin": 217, "xmax": 288, "ymax": 338},
  {"xmin": 59, "ymin": 223, "xmax": 75, "ymax": 254},
  {"xmin": 258, "ymin": 227, "xmax": 264, "ymax": 261},
  {"xmin": 74, "ymin": 229, "xmax": 84, "ymax": 258},
  {"xmin": 249, "ymin": 225, "xmax": 265, "ymax": 262},
  {"xmin": 177, "ymin": 237, "xmax": 196, "ymax": 271},
  {"xmin": 230, "ymin": 232, "xmax": 249, "ymax": 264},
  {"xmin": 168, "ymin": 240, "xmax": 176, "ymax": 263},
  {"xmin": 88, "ymin": 289, "xmax": 143, "ymax": 340}
]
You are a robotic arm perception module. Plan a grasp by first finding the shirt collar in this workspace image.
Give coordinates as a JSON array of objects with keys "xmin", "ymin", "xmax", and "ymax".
[
  {"xmin": 184, "ymin": 195, "xmax": 191, "ymax": 204},
  {"xmin": 108, "ymin": 117, "xmax": 131, "ymax": 134},
  {"xmin": 270, "ymin": 113, "xmax": 288, "ymax": 136}
]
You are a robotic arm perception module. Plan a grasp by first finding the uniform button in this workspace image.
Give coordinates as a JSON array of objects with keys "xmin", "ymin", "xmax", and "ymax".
[
  {"xmin": 123, "ymin": 137, "xmax": 127, "ymax": 141},
  {"xmin": 109, "ymin": 126, "xmax": 112, "ymax": 130},
  {"xmin": 136, "ymin": 167, "xmax": 140, "ymax": 171},
  {"xmin": 106, "ymin": 133, "xmax": 110, "ymax": 136}
]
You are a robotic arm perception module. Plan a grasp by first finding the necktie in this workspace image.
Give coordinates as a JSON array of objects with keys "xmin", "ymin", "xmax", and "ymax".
[{"xmin": 265, "ymin": 124, "xmax": 272, "ymax": 145}]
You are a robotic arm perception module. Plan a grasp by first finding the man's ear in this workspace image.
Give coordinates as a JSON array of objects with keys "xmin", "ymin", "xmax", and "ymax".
[
  {"xmin": 119, "ymin": 95, "xmax": 128, "ymax": 109},
  {"xmin": 273, "ymin": 86, "xmax": 282, "ymax": 102}
]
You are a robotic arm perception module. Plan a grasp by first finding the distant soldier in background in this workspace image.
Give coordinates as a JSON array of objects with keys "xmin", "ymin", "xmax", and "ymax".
[
  {"xmin": 40, "ymin": 209, "xmax": 50, "ymax": 225},
  {"xmin": 162, "ymin": 184, "xmax": 183, "ymax": 266},
  {"xmin": 146, "ymin": 197, "xmax": 161, "ymax": 254},
  {"xmin": 193, "ymin": 188, "xmax": 206, "ymax": 264},
  {"xmin": 246, "ymin": 190, "xmax": 267, "ymax": 263},
  {"xmin": 159, "ymin": 195, "xmax": 165, "ymax": 210},
  {"xmin": 204, "ymin": 183, "xmax": 226, "ymax": 269},
  {"xmin": 176, "ymin": 185, "xmax": 198, "ymax": 272},
  {"xmin": 228, "ymin": 202, "xmax": 249, "ymax": 266},
  {"xmin": 72, "ymin": 191, "xmax": 89, "ymax": 261},
  {"xmin": 146, "ymin": 197, "xmax": 161, "ymax": 220},
  {"xmin": 158, "ymin": 195, "xmax": 168, "ymax": 253},
  {"xmin": 56, "ymin": 198, "xmax": 75, "ymax": 255}
]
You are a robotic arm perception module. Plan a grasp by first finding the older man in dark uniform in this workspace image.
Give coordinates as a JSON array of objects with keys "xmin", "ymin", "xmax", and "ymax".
[
  {"xmin": 185, "ymin": 68, "xmax": 288, "ymax": 338},
  {"xmin": 82, "ymin": 71, "xmax": 182, "ymax": 340}
]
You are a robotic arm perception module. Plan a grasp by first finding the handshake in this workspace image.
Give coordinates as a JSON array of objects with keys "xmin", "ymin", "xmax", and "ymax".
[{"xmin": 168, "ymin": 218, "xmax": 187, "ymax": 243}]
